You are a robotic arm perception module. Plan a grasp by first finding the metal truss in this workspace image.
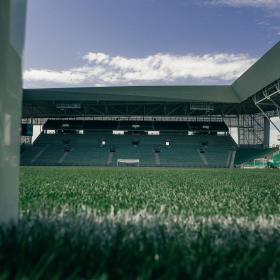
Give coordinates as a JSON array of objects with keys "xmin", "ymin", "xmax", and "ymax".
[
  {"xmin": 23, "ymin": 101, "xmax": 239, "ymax": 119},
  {"xmin": 237, "ymin": 114, "xmax": 265, "ymax": 146},
  {"xmin": 253, "ymin": 79, "xmax": 280, "ymax": 134},
  {"xmin": 23, "ymin": 115, "xmax": 235, "ymax": 126},
  {"xmin": 20, "ymin": 136, "xmax": 32, "ymax": 144}
]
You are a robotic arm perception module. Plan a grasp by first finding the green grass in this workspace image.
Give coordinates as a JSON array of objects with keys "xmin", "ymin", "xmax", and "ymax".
[
  {"xmin": 20, "ymin": 167, "xmax": 280, "ymax": 217},
  {"xmin": 1, "ymin": 167, "xmax": 280, "ymax": 279}
]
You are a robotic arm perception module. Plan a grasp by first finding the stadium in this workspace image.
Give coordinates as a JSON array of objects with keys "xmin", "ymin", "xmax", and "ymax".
[
  {"xmin": 2, "ymin": 0, "xmax": 280, "ymax": 279},
  {"xmin": 21, "ymin": 42, "xmax": 280, "ymax": 169}
]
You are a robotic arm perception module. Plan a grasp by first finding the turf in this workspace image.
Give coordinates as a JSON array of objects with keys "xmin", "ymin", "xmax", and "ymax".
[
  {"xmin": 1, "ymin": 167, "xmax": 280, "ymax": 279},
  {"xmin": 20, "ymin": 167, "xmax": 280, "ymax": 217}
]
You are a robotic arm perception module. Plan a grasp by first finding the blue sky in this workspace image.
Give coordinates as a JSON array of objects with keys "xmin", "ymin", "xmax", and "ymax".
[{"xmin": 23, "ymin": 0, "xmax": 280, "ymax": 88}]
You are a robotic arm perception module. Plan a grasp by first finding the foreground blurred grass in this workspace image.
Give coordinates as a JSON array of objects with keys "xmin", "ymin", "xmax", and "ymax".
[
  {"xmin": 1, "ymin": 167, "xmax": 280, "ymax": 279},
  {"xmin": 1, "ymin": 214, "xmax": 280, "ymax": 279}
]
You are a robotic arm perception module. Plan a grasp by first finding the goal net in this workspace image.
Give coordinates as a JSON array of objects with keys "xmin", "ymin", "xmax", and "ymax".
[
  {"xmin": 117, "ymin": 159, "xmax": 140, "ymax": 167},
  {"xmin": 254, "ymin": 158, "xmax": 268, "ymax": 168}
]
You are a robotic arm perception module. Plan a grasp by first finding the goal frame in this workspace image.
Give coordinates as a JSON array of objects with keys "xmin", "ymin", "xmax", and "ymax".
[
  {"xmin": 254, "ymin": 158, "xmax": 268, "ymax": 169},
  {"xmin": 117, "ymin": 159, "xmax": 140, "ymax": 167}
]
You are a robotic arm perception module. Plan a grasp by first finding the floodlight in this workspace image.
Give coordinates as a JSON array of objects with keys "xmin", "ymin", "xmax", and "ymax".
[
  {"xmin": 113, "ymin": 130, "xmax": 125, "ymax": 135},
  {"xmin": 147, "ymin": 131, "xmax": 160, "ymax": 135}
]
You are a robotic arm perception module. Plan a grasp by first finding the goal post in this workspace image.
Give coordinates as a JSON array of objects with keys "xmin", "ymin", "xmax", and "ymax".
[
  {"xmin": 0, "ymin": 0, "xmax": 27, "ymax": 224},
  {"xmin": 254, "ymin": 158, "xmax": 268, "ymax": 169},
  {"xmin": 117, "ymin": 159, "xmax": 140, "ymax": 167}
]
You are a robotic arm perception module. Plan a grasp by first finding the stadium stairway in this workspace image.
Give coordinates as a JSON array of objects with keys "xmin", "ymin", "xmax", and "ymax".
[
  {"xmin": 58, "ymin": 151, "xmax": 70, "ymax": 165},
  {"xmin": 154, "ymin": 153, "xmax": 160, "ymax": 166},
  {"xmin": 197, "ymin": 149, "xmax": 208, "ymax": 167},
  {"xmin": 230, "ymin": 151, "xmax": 236, "ymax": 168},
  {"xmin": 107, "ymin": 152, "xmax": 114, "ymax": 166}
]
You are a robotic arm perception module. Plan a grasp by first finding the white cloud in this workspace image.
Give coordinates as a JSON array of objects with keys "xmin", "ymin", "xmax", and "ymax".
[
  {"xmin": 208, "ymin": 0, "xmax": 280, "ymax": 8},
  {"xmin": 23, "ymin": 69, "xmax": 86, "ymax": 84},
  {"xmin": 23, "ymin": 52, "xmax": 256, "ymax": 87},
  {"xmin": 83, "ymin": 52, "xmax": 110, "ymax": 64}
]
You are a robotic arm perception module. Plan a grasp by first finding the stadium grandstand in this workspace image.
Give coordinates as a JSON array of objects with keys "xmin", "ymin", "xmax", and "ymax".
[{"xmin": 21, "ymin": 42, "xmax": 280, "ymax": 168}]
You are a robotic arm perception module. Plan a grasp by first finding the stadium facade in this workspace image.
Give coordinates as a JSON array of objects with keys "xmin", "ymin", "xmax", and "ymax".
[{"xmin": 21, "ymin": 42, "xmax": 280, "ymax": 168}]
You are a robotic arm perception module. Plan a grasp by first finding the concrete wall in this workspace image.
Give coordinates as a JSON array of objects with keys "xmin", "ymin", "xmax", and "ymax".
[{"xmin": 0, "ymin": 0, "xmax": 26, "ymax": 223}]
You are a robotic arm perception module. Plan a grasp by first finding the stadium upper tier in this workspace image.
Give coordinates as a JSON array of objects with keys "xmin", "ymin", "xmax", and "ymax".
[
  {"xmin": 43, "ymin": 120, "xmax": 229, "ymax": 132},
  {"xmin": 21, "ymin": 132, "xmax": 237, "ymax": 168},
  {"xmin": 22, "ymin": 42, "xmax": 280, "ymax": 118}
]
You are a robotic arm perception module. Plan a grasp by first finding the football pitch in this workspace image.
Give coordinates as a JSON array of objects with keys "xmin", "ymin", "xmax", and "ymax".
[{"xmin": 1, "ymin": 167, "xmax": 280, "ymax": 279}]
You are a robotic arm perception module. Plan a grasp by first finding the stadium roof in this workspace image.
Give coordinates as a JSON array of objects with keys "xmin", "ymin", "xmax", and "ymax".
[
  {"xmin": 23, "ymin": 85, "xmax": 239, "ymax": 104},
  {"xmin": 23, "ymin": 41, "xmax": 280, "ymax": 117},
  {"xmin": 233, "ymin": 41, "xmax": 280, "ymax": 101}
]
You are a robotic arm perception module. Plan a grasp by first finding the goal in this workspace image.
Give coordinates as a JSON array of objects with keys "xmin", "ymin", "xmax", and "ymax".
[
  {"xmin": 117, "ymin": 159, "xmax": 140, "ymax": 167},
  {"xmin": 254, "ymin": 158, "xmax": 268, "ymax": 168}
]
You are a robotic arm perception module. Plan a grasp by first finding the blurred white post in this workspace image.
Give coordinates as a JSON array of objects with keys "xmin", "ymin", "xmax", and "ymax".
[{"xmin": 0, "ymin": 0, "xmax": 26, "ymax": 223}]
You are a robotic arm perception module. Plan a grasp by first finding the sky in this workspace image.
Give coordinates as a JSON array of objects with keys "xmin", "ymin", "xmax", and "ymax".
[
  {"xmin": 23, "ymin": 0, "xmax": 280, "ymax": 145},
  {"xmin": 23, "ymin": 0, "xmax": 280, "ymax": 88}
]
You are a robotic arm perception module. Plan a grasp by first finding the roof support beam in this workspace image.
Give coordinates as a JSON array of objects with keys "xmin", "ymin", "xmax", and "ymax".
[{"xmin": 253, "ymin": 99, "xmax": 280, "ymax": 134}]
